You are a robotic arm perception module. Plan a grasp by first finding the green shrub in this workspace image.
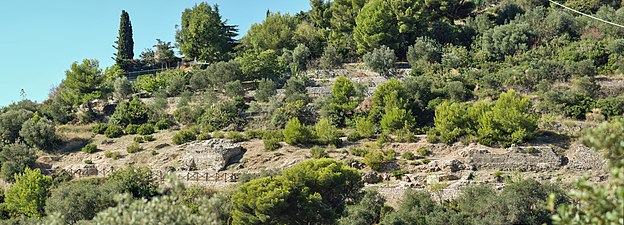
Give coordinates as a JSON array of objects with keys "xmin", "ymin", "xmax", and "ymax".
[
  {"xmin": 212, "ymin": 131, "xmax": 225, "ymax": 139},
  {"xmin": 134, "ymin": 136, "xmax": 145, "ymax": 143},
  {"xmin": 402, "ymin": 152, "xmax": 416, "ymax": 160},
  {"xmin": 109, "ymin": 98, "xmax": 151, "ymax": 127},
  {"xmin": 104, "ymin": 125, "xmax": 124, "ymax": 138},
  {"xmin": 314, "ymin": 118, "xmax": 341, "ymax": 146},
  {"xmin": 376, "ymin": 132, "xmax": 392, "ymax": 148},
  {"xmin": 174, "ymin": 106, "xmax": 203, "ymax": 126},
  {"xmin": 417, "ymin": 147, "xmax": 431, "ymax": 157},
  {"xmin": 226, "ymin": 132, "xmax": 246, "ymax": 142},
  {"xmin": 126, "ymin": 144, "xmax": 143, "ymax": 154},
  {"xmin": 104, "ymin": 151, "xmax": 121, "ymax": 160},
  {"xmin": 197, "ymin": 133, "xmax": 212, "ymax": 141},
  {"xmin": 283, "ymin": 118, "xmax": 312, "ymax": 145},
  {"xmin": 1, "ymin": 143, "xmax": 37, "ymax": 182},
  {"xmin": 107, "ymin": 166, "xmax": 157, "ymax": 198},
  {"xmin": 349, "ymin": 147, "xmax": 370, "ymax": 157},
  {"xmin": 392, "ymin": 170, "xmax": 405, "ymax": 179},
  {"xmin": 396, "ymin": 127, "xmax": 417, "ymax": 143},
  {"xmin": 310, "ymin": 146, "xmax": 329, "ymax": 159},
  {"xmin": 363, "ymin": 45, "xmax": 397, "ymax": 75},
  {"xmin": 173, "ymin": 130, "xmax": 197, "ymax": 145},
  {"xmin": 347, "ymin": 132, "xmax": 362, "ymax": 142},
  {"xmin": 383, "ymin": 149, "xmax": 397, "ymax": 161},
  {"xmin": 4, "ymin": 168, "xmax": 52, "ymax": 217},
  {"xmin": 84, "ymin": 160, "xmax": 93, "ymax": 164},
  {"xmin": 244, "ymin": 130, "xmax": 265, "ymax": 139},
  {"xmin": 356, "ymin": 118, "xmax": 376, "ymax": 138},
  {"xmin": 92, "ymin": 124, "xmax": 109, "ymax": 135},
  {"xmin": 155, "ymin": 119, "xmax": 171, "ymax": 130},
  {"xmin": 44, "ymin": 179, "xmax": 117, "ymax": 224},
  {"xmin": 18, "ymin": 113, "xmax": 57, "ymax": 150},
  {"xmin": 137, "ymin": 124, "xmax": 155, "ymax": 135},
  {"xmin": 143, "ymin": 135, "xmax": 155, "ymax": 142},
  {"xmin": 81, "ymin": 143, "xmax": 98, "ymax": 154},
  {"xmin": 263, "ymin": 137, "xmax": 281, "ymax": 151},
  {"xmin": 364, "ymin": 151, "xmax": 385, "ymax": 171},
  {"xmin": 255, "ymin": 78, "xmax": 277, "ymax": 102},
  {"xmin": 125, "ymin": 124, "xmax": 140, "ymax": 135}
]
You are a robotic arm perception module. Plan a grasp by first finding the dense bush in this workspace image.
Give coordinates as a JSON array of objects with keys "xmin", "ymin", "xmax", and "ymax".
[
  {"xmin": 104, "ymin": 125, "xmax": 124, "ymax": 138},
  {"xmin": 45, "ymin": 180, "xmax": 117, "ymax": 224},
  {"xmin": 363, "ymin": 151, "xmax": 384, "ymax": 171},
  {"xmin": 81, "ymin": 143, "xmax": 98, "ymax": 154},
  {"xmin": 137, "ymin": 123, "xmax": 155, "ymax": 135},
  {"xmin": 255, "ymin": 78, "xmax": 277, "ymax": 102},
  {"xmin": 310, "ymin": 146, "xmax": 329, "ymax": 159},
  {"xmin": 4, "ymin": 168, "xmax": 52, "ymax": 217},
  {"xmin": 224, "ymin": 80, "xmax": 245, "ymax": 98},
  {"xmin": 407, "ymin": 37, "xmax": 442, "ymax": 69},
  {"xmin": 19, "ymin": 113, "xmax": 57, "ymax": 150},
  {"xmin": 283, "ymin": 118, "xmax": 312, "ymax": 145},
  {"xmin": 355, "ymin": 118, "xmax": 376, "ymax": 138},
  {"xmin": 319, "ymin": 45, "xmax": 343, "ymax": 69},
  {"xmin": 109, "ymin": 98, "xmax": 152, "ymax": 127},
  {"xmin": 92, "ymin": 124, "xmax": 108, "ymax": 135},
  {"xmin": 0, "ymin": 142, "xmax": 37, "ymax": 182},
  {"xmin": 238, "ymin": 49, "xmax": 284, "ymax": 81},
  {"xmin": 262, "ymin": 131, "xmax": 283, "ymax": 151},
  {"xmin": 155, "ymin": 119, "xmax": 172, "ymax": 130},
  {"xmin": 232, "ymin": 159, "xmax": 362, "ymax": 224},
  {"xmin": 124, "ymin": 124, "xmax": 140, "ymax": 134},
  {"xmin": 363, "ymin": 45, "xmax": 396, "ymax": 75},
  {"xmin": 190, "ymin": 60, "xmax": 242, "ymax": 90},
  {"xmin": 174, "ymin": 106, "xmax": 204, "ymax": 126},
  {"xmin": 314, "ymin": 118, "xmax": 341, "ymax": 146},
  {"xmin": 173, "ymin": 130, "xmax": 197, "ymax": 145},
  {"xmin": 107, "ymin": 166, "xmax": 157, "ymax": 198},
  {"xmin": 113, "ymin": 76, "xmax": 134, "ymax": 100},
  {"xmin": 126, "ymin": 144, "xmax": 144, "ymax": 154},
  {"xmin": 338, "ymin": 190, "xmax": 385, "ymax": 225},
  {"xmin": 0, "ymin": 109, "xmax": 34, "ymax": 144}
]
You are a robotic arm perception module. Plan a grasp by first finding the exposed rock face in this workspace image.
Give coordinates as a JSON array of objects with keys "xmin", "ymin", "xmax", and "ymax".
[
  {"xmin": 461, "ymin": 146, "xmax": 562, "ymax": 172},
  {"xmin": 180, "ymin": 139, "xmax": 244, "ymax": 172},
  {"xmin": 565, "ymin": 143, "xmax": 606, "ymax": 170},
  {"xmin": 362, "ymin": 171, "xmax": 382, "ymax": 184}
]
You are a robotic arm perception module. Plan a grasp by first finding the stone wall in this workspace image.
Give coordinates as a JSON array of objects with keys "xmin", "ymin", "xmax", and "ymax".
[{"xmin": 461, "ymin": 146, "xmax": 562, "ymax": 172}]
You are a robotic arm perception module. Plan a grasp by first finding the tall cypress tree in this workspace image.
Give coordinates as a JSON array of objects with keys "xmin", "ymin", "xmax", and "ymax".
[{"xmin": 114, "ymin": 10, "xmax": 134, "ymax": 70}]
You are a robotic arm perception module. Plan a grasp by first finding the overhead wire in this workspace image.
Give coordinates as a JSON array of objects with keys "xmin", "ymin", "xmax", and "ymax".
[{"xmin": 548, "ymin": 0, "xmax": 624, "ymax": 29}]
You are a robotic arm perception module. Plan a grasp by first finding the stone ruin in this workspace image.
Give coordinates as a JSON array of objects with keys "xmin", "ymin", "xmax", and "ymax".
[{"xmin": 180, "ymin": 139, "xmax": 244, "ymax": 172}]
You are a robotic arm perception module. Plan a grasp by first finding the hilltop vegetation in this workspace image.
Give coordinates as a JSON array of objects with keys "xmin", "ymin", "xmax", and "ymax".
[{"xmin": 0, "ymin": 0, "xmax": 623, "ymax": 224}]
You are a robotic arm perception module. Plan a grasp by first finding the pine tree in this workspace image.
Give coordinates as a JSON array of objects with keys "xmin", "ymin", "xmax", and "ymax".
[{"xmin": 114, "ymin": 10, "xmax": 134, "ymax": 70}]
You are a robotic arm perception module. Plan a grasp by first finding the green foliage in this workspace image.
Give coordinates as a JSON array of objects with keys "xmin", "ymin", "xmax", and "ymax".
[
  {"xmin": 109, "ymin": 98, "xmax": 151, "ymax": 127},
  {"xmin": 363, "ymin": 151, "xmax": 384, "ymax": 171},
  {"xmin": 155, "ymin": 119, "xmax": 171, "ymax": 130},
  {"xmin": 104, "ymin": 125, "xmax": 124, "ymax": 138},
  {"xmin": 81, "ymin": 143, "xmax": 97, "ymax": 154},
  {"xmin": 323, "ymin": 76, "xmax": 362, "ymax": 127},
  {"xmin": 355, "ymin": 117, "xmax": 376, "ymax": 138},
  {"xmin": 4, "ymin": 168, "xmax": 52, "ymax": 217},
  {"xmin": 402, "ymin": 151, "xmax": 416, "ymax": 160},
  {"xmin": 238, "ymin": 49, "xmax": 284, "ymax": 81},
  {"xmin": 255, "ymin": 78, "xmax": 277, "ymax": 102},
  {"xmin": 126, "ymin": 143, "xmax": 143, "ymax": 154},
  {"xmin": 434, "ymin": 101, "xmax": 468, "ymax": 144},
  {"xmin": 224, "ymin": 80, "xmax": 245, "ymax": 98},
  {"xmin": 0, "ymin": 142, "xmax": 36, "ymax": 183},
  {"xmin": 319, "ymin": 45, "xmax": 343, "ymax": 69},
  {"xmin": 478, "ymin": 89, "xmax": 537, "ymax": 146},
  {"xmin": 380, "ymin": 107, "xmax": 414, "ymax": 133},
  {"xmin": 225, "ymin": 131, "xmax": 246, "ymax": 142},
  {"xmin": 310, "ymin": 146, "xmax": 329, "ymax": 159},
  {"xmin": 329, "ymin": 0, "xmax": 367, "ymax": 58},
  {"xmin": 45, "ymin": 180, "xmax": 117, "ymax": 224},
  {"xmin": 113, "ymin": 77, "xmax": 134, "ymax": 100},
  {"xmin": 338, "ymin": 190, "xmax": 385, "ymax": 225},
  {"xmin": 417, "ymin": 147, "xmax": 431, "ymax": 157},
  {"xmin": 104, "ymin": 151, "xmax": 121, "ymax": 160},
  {"xmin": 283, "ymin": 118, "xmax": 312, "ymax": 145},
  {"xmin": 315, "ymin": 118, "xmax": 342, "ymax": 146},
  {"xmin": 124, "ymin": 124, "xmax": 139, "ymax": 134},
  {"xmin": 137, "ymin": 123, "xmax": 155, "ymax": 135},
  {"xmin": 173, "ymin": 130, "xmax": 197, "ymax": 145},
  {"xmin": 19, "ymin": 113, "xmax": 57, "ymax": 150},
  {"xmin": 354, "ymin": 0, "xmax": 400, "ymax": 54},
  {"xmin": 263, "ymin": 136, "xmax": 281, "ymax": 151},
  {"xmin": 283, "ymin": 75, "xmax": 310, "ymax": 103},
  {"xmin": 363, "ymin": 45, "xmax": 397, "ymax": 75},
  {"xmin": 479, "ymin": 22, "xmax": 531, "ymax": 60},
  {"xmin": 190, "ymin": 60, "xmax": 242, "ymax": 90},
  {"xmin": 59, "ymin": 59, "xmax": 105, "ymax": 107},
  {"xmin": 199, "ymin": 100, "xmax": 246, "ymax": 131},
  {"xmin": 176, "ymin": 2, "xmax": 236, "ymax": 62},
  {"xmin": 114, "ymin": 10, "xmax": 134, "ymax": 70},
  {"xmin": 407, "ymin": 37, "xmax": 442, "ymax": 69},
  {"xmin": 242, "ymin": 12, "xmax": 297, "ymax": 52},
  {"xmin": 553, "ymin": 118, "xmax": 624, "ymax": 224},
  {"xmin": 232, "ymin": 159, "xmax": 362, "ymax": 224},
  {"xmin": 107, "ymin": 166, "xmax": 157, "ymax": 198},
  {"xmin": 92, "ymin": 124, "xmax": 108, "ymax": 135},
  {"xmin": 0, "ymin": 109, "xmax": 34, "ymax": 144},
  {"xmin": 174, "ymin": 106, "xmax": 204, "ymax": 126}
]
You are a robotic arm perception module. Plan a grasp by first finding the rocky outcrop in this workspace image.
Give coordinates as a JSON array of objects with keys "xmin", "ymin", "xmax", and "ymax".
[
  {"xmin": 460, "ymin": 146, "xmax": 562, "ymax": 172},
  {"xmin": 565, "ymin": 143, "xmax": 606, "ymax": 171},
  {"xmin": 180, "ymin": 139, "xmax": 244, "ymax": 172},
  {"xmin": 362, "ymin": 171, "xmax": 382, "ymax": 184}
]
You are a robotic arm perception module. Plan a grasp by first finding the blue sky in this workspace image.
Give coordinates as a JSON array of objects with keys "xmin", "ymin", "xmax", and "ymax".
[{"xmin": 0, "ymin": 1, "xmax": 310, "ymax": 107}]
